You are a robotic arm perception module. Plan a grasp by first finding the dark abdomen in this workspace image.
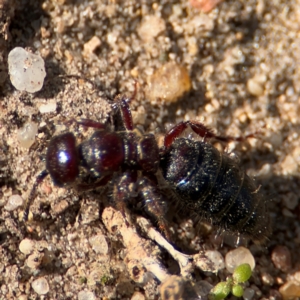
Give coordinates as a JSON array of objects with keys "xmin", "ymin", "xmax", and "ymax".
[{"xmin": 160, "ymin": 138, "xmax": 269, "ymax": 240}]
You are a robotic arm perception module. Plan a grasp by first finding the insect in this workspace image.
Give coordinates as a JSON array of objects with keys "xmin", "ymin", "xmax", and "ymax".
[{"xmin": 23, "ymin": 93, "xmax": 269, "ymax": 241}]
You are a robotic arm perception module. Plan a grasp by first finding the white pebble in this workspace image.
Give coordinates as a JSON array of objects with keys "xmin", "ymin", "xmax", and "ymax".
[
  {"xmin": 39, "ymin": 101, "xmax": 57, "ymax": 114},
  {"xmin": 225, "ymin": 247, "xmax": 255, "ymax": 273},
  {"xmin": 17, "ymin": 122, "xmax": 38, "ymax": 148},
  {"xmin": 205, "ymin": 250, "xmax": 225, "ymax": 272},
  {"xmin": 195, "ymin": 250, "xmax": 225, "ymax": 273},
  {"xmin": 89, "ymin": 234, "xmax": 109, "ymax": 255},
  {"xmin": 5, "ymin": 194, "xmax": 24, "ymax": 211},
  {"xmin": 8, "ymin": 47, "xmax": 46, "ymax": 93},
  {"xmin": 31, "ymin": 277, "xmax": 49, "ymax": 295},
  {"xmin": 78, "ymin": 290, "xmax": 96, "ymax": 300},
  {"xmin": 19, "ymin": 238, "xmax": 35, "ymax": 255}
]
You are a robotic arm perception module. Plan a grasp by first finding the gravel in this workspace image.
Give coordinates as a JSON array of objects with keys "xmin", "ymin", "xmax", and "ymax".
[
  {"xmin": 1, "ymin": 0, "xmax": 300, "ymax": 299},
  {"xmin": 8, "ymin": 47, "xmax": 46, "ymax": 93},
  {"xmin": 225, "ymin": 246, "xmax": 256, "ymax": 273}
]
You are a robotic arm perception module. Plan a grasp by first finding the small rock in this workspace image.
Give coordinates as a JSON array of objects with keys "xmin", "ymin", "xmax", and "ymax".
[
  {"xmin": 39, "ymin": 101, "xmax": 57, "ymax": 113},
  {"xmin": 195, "ymin": 250, "xmax": 225, "ymax": 273},
  {"xmin": 5, "ymin": 194, "xmax": 24, "ymax": 211},
  {"xmin": 206, "ymin": 250, "xmax": 225, "ymax": 272},
  {"xmin": 193, "ymin": 280, "xmax": 213, "ymax": 297},
  {"xmin": 138, "ymin": 15, "xmax": 166, "ymax": 42},
  {"xmin": 31, "ymin": 277, "xmax": 49, "ymax": 295},
  {"xmin": 243, "ymin": 287, "xmax": 255, "ymax": 300},
  {"xmin": 8, "ymin": 47, "xmax": 46, "ymax": 93},
  {"xmin": 256, "ymin": 0, "xmax": 265, "ymax": 16},
  {"xmin": 131, "ymin": 105, "xmax": 146, "ymax": 125},
  {"xmin": 89, "ymin": 234, "xmax": 109, "ymax": 255},
  {"xmin": 261, "ymin": 272, "xmax": 275, "ymax": 286},
  {"xmin": 281, "ymin": 152, "xmax": 299, "ymax": 175},
  {"xmin": 17, "ymin": 122, "xmax": 38, "ymax": 148},
  {"xmin": 294, "ymin": 271, "xmax": 300, "ymax": 283},
  {"xmin": 80, "ymin": 202, "xmax": 100, "ymax": 224},
  {"xmin": 83, "ymin": 36, "xmax": 101, "ymax": 56},
  {"xmin": 131, "ymin": 291, "xmax": 145, "ymax": 300},
  {"xmin": 191, "ymin": 15, "xmax": 215, "ymax": 31},
  {"xmin": 19, "ymin": 238, "xmax": 35, "ymax": 255},
  {"xmin": 279, "ymin": 281, "xmax": 300, "ymax": 299},
  {"xmin": 52, "ymin": 199, "xmax": 69, "ymax": 215},
  {"xmin": 146, "ymin": 62, "xmax": 191, "ymax": 104},
  {"xmin": 247, "ymin": 77, "xmax": 265, "ymax": 96},
  {"xmin": 78, "ymin": 290, "xmax": 96, "ymax": 300},
  {"xmin": 271, "ymin": 245, "xmax": 292, "ymax": 272},
  {"xmin": 225, "ymin": 247, "xmax": 255, "ymax": 273},
  {"xmin": 189, "ymin": 0, "xmax": 224, "ymax": 13}
]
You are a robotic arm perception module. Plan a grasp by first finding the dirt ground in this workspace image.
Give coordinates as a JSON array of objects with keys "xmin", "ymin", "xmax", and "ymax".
[{"xmin": 1, "ymin": 0, "xmax": 300, "ymax": 299}]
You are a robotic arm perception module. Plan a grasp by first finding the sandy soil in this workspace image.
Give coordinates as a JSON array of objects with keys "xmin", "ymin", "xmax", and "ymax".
[{"xmin": 1, "ymin": 0, "xmax": 300, "ymax": 299}]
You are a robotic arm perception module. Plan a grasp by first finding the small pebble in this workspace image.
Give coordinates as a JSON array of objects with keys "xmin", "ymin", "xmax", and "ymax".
[
  {"xmin": 225, "ymin": 247, "xmax": 255, "ymax": 273},
  {"xmin": 89, "ymin": 234, "xmax": 109, "ymax": 255},
  {"xmin": 52, "ymin": 199, "xmax": 69, "ymax": 215},
  {"xmin": 131, "ymin": 105, "xmax": 146, "ymax": 125},
  {"xmin": 189, "ymin": 0, "xmax": 224, "ymax": 12},
  {"xmin": 107, "ymin": 31, "xmax": 119, "ymax": 47},
  {"xmin": 5, "ymin": 194, "xmax": 24, "ymax": 211},
  {"xmin": 271, "ymin": 245, "xmax": 292, "ymax": 272},
  {"xmin": 17, "ymin": 122, "xmax": 38, "ymax": 148},
  {"xmin": 131, "ymin": 291, "xmax": 145, "ymax": 300},
  {"xmin": 78, "ymin": 290, "xmax": 96, "ymax": 300},
  {"xmin": 281, "ymin": 153, "xmax": 299, "ymax": 175},
  {"xmin": 39, "ymin": 101, "xmax": 57, "ymax": 113},
  {"xmin": 193, "ymin": 280, "xmax": 213, "ymax": 297},
  {"xmin": 261, "ymin": 272, "xmax": 275, "ymax": 286},
  {"xmin": 31, "ymin": 277, "xmax": 49, "ymax": 295},
  {"xmin": 8, "ymin": 47, "xmax": 46, "ymax": 93},
  {"xmin": 247, "ymin": 77, "xmax": 265, "ymax": 96},
  {"xmin": 279, "ymin": 281, "xmax": 300, "ymax": 299},
  {"xmin": 294, "ymin": 271, "xmax": 300, "ymax": 283},
  {"xmin": 243, "ymin": 287, "xmax": 255, "ymax": 300},
  {"xmin": 195, "ymin": 250, "xmax": 225, "ymax": 273},
  {"xmin": 138, "ymin": 15, "xmax": 166, "ymax": 42},
  {"xmin": 83, "ymin": 36, "xmax": 101, "ymax": 56},
  {"xmin": 19, "ymin": 238, "xmax": 35, "ymax": 255},
  {"xmin": 146, "ymin": 61, "xmax": 191, "ymax": 104},
  {"xmin": 80, "ymin": 202, "xmax": 100, "ymax": 224}
]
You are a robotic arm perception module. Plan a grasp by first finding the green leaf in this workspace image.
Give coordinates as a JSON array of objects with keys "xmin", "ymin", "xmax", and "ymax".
[
  {"xmin": 232, "ymin": 263, "xmax": 252, "ymax": 283},
  {"xmin": 232, "ymin": 284, "xmax": 244, "ymax": 297},
  {"xmin": 208, "ymin": 281, "xmax": 231, "ymax": 300}
]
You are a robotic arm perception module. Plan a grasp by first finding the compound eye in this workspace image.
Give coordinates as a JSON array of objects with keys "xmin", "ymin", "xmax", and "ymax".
[{"xmin": 46, "ymin": 132, "xmax": 79, "ymax": 186}]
